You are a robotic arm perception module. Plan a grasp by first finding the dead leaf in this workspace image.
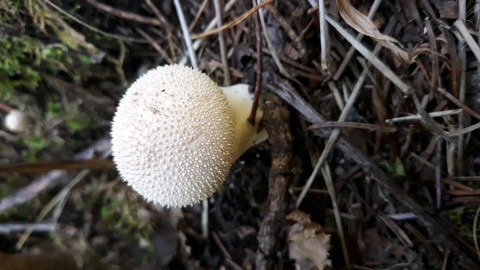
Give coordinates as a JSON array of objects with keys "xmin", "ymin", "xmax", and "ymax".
[
  {"xmin": 287, "ymin": 210, "xmax": 331, "ymax": 270},
  {"xmin": 337, "ymin": 0, "xmax": 411, "ymax": 64}
]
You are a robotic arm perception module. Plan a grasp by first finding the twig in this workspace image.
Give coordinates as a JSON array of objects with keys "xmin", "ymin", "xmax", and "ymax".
[
  {"xmin": 325, "ymin": 15, "xmax": 411, "ymax": 94},
  {"xmin": 265, "ymin": 5, "xmax": 306, "ymax": 57},
  {"xmin": 295, "ymin": 66, "xmax": 368, "ymax": 205},
  {"xmin": 435, "ymin": 87, "xmax": 480, "ymax": 121},
  {"xmin": 435, "ymin": 140, "xmax": 442, "ymax": 209},
  {"xmin": 43, "ymin": 0, "xmax": 144, "ymax": 43},
  {"xmin": 318, "ymin": 0, "xmax": 330, "ymax": 74},
  {"xmin": 247, "ymin": 0, "xmax": 263, "ymax": 126},
  {"xmin": 257, "ymin": 0, "xmax": 304, "ymax": 90},
  {"xmin": 144, "ymin": 0, "xmax": 174, "ymax": 31},
  {"xmin": 295, "ymin": 18, "xmax": 394, "ymax": 206},
  {"xmin": 214, "ymin": 0, "xmax": 231, "ymax": 85},
  {"xmin": 474, "ymin": 207, "xmax": 480, "ymax": 256},
  {"xmin": 410, "ymin": 91, "xmax": 455, "ymax": 143},
  {"xmin": 0, "ymin": 102, "xmax": 13, "ymax": 113},
  {"xmin": 174, "ymin": 0, "xmax": 198, "ymax": 68},
  {"xmin": 0, "ymin": 222, "xmax": 56, "ymax": 234},
  {"xmin": 0, "ymin": 159, "xmax": 113, "ymax": 173},
  {"xmin": 191, "ymin": 0, "xmax": 274, "ymax": 39},
  {"xmin": 212, "ymin": 231, "xmax": 244, "ymax": 270},
  {"xmin": 456, "ymin": 1, "xmax": 467, "ymax": 176},
  {"xmin": 454, "ymin": 19, "xmax": 480, "ymax": 62},
  {"xmin": 0, "ymin": 137, "xmax": 111, "ymax": 213},
  {"xmin": 189, "ymin": 0, "xmax": 209, "ymax": 32},
  {"xmin": 16, "ymin": 169, "xmax": 91, "ymax": 249},
  {"xmin": 136, "ymin": 28, "xmax": 174, "ymax": 64},
  {"xmin": 321, "ymin": 164, "xmax": 351, "ymax": 269},
  {"xmin": 448, "ymin": 121, "xmax": 480, "ymax": 137},
  {"xmin": 178, "ymin": 0, "xmax": 239, "ymax": 65},
  {"xmin": 256, "ymin": 96, "xmax": 292, "ymax": 270},
  {"xmin": 263, "ymin": 70, "xmax": 479, "ymax": 265},
  {"xmin": 309, "ymin": 121, "xmax": 397, "ymax": 133},
  {"xmin": 385, "ymin": 109, "xmax": 463, "ymax": 123},
  {"xmin": 85, "ymin": 0, "xmax": 163, "ymax": 26}
]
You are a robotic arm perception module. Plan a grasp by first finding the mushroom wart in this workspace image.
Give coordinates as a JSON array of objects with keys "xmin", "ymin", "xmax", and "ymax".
[{"xmin": 111, "ymin": 65, "xmax": 267, "ymax": 207}]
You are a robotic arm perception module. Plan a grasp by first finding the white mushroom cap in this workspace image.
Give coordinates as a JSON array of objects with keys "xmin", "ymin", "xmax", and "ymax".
[
  {"xmin": 111, "ymin": 65, "xmax": 266, "ymax": 207},
  {"xmin": 4, "ymin": 110, "xmax": 33, "ymax": 133}
]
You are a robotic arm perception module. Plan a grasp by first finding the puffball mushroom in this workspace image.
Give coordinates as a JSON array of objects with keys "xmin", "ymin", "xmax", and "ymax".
[
  {"xmin": 111, "ymin": 65, "xmax": 267, "ymax": 207},
  {"xmin": 3, "ymin": 110, "xmax": 34, "ymax": 133}
]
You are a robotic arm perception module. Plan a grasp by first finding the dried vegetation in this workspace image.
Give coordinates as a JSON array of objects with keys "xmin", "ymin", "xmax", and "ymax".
[{"xmin": 1, "ymin": 0, "xmax": 480, "ymax": 269}]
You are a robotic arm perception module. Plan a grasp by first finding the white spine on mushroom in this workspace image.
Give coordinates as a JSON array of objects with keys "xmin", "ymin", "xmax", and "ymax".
[{"xmin": 111, "ymin": 65, "xmax": 267, "ymax": 207}]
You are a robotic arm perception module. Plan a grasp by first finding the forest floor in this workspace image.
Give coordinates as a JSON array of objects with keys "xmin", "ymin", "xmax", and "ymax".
[{"xmin": 1, "ymin": 0, "xmax": 480, "ymax": 269}]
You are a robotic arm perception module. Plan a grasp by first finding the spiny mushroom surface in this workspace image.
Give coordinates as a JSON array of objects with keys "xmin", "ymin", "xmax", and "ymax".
[{"xmin": 111, "ymin": 65, "xmax": 266, "ymax": 207}]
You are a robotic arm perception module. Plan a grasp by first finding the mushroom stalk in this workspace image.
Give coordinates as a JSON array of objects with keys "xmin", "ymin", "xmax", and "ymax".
[{"xmin": 221, "ymin": 84, "xmax": 267, "ymax": 160}]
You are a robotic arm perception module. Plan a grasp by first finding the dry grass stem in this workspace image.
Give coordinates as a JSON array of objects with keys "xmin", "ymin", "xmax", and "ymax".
[
  {"xmin": 85, "ymin": 0, "xmax": 162, "ymax": 25},
  {"xmin": 191, "ymin": 0, "xmax": 274, "ymax": 39},
  {"xmin": 309, "ymin": 121, "xmax": 397, "ymax": 133},
  {"xmin": 174, "ymin": 0, "xmax": 198, "ymax": 68},
  {"xmin": 325, "ymin": 15, "xmax": 411, "ymax": 94},
  {"xmin": 213, "ymin": 0, "xmax": 231, "ymax": 85},
  {"xmin": 42, "ymin": 0, "xmax": 141, "ymax": 42},
  {"xmin": 333, "ymin": 0, "xmax": 382, "ymax": 80},
  {"xmin": 178, "ymin": 0, "xmax": 238, "ymax": 65},
  {"xmin": 385, "ymin": 109, "xmax": 463, "ymax": 123},
  {"xmin": 296, "ymin": 62, "xmax": 373, "ymax": 206},
  {"xmin": 136, "ymin": 28, "xmax": 174, "ymax": 64},
  {"xmin": 321, "ymin": 164, "xmax": 350, "ymax": 269},
  {"xmin": 189, "ymin": 0, "xmax": 209, "ymax": 32},
  {"xmin": 318, "ymin": 0, "xmax": 330, "ymax": 74}
]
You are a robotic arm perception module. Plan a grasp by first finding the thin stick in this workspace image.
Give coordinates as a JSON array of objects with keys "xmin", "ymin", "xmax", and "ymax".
[
  {"xmin": 264, "ymin": 72, "xmax": 479, "ymax": 265},
  {"xmin": 321, "ymin": 164, "xmax": 351, "ymax": 269},
  {"xmin": 436, "ymin": 87, "xmax": 480, "ymax": 121},
  {"xmin": 178, "ymin": 0, "xmax": 239, "ymax": 65},
  {"xmin": 295, "ymin": 19, "xmax": 391, "ymax": 206},
  {"xmin": 0, "ymin": 102, "xmax": 13, "ymax": 113},
  {"xmin": 136, "ymin": 28, "xmax": 174, "ymax": 64},
  {"xmin": 174, "ymin": 0, "xmax": 198, "ymax": 68},
  {"xmin": 325, "ymin": 15, "xmax": 411, "ymax": 94},
  {"xmin": 454, "ymin": 19, "xmax": 480, "ymax": 62},
  {"xmin": 16, "ymin": 169, "xmax": 91, "ymax": 249},
  {"xmin": 257, "ymin": 0, "xmax": 303, "ymax": 89},
  {"xmin": 189, "ymin": 0, "xmax": 209, "ymax": 32},
  {"xmin": 296, "ymin": 68, "xmax": 369, "ymax": 207},
  {"xmin": 85, "ymin": 0, "xmax": 162, "ymax": 26},
  {"xmin": 214, "ymin": 0, "xmax": 231, "ymax": 85},
  {"xmin": 448, "ymin": 121, "xmax": 480, "ymax": 137},
  {"xmin": 0, "ymin": 137, "xmax": 111, "ymax": 213},
  {"xmin": 385, "ymin": 109, "xmax": 463, "ymax": 123},
  {"xmin": 474, "ymin": 207, "xmax": 480, "ymax": 256},
  {"xmin": 145, "ymin": 0, "xmax": 174, "ymax": 31},
  {"xmin": 42, "ymin": 0, "xmax": 144, "ymax": 43},
  {"xmin": 0, "ymin": 222, "xmax": 56, "ymax": 234},
  {"xmin": 247, "ymin": 0, "xmax": 263, "ymax": 126},
  {"xmin": 435, "ymin": 140, "xmax": 442, "ymax": 209},
  {"xmin": 318, "ymin": 0, "xmax": 330, "ymax": 73},
  {"xmin": 191, "ymin": 0, "xmax": 274, "ymax": 39},
  {"xmin": 456, "ymin": 4, "xmax": 467, "ymax": 175},
  {"xmin": 333, "ymin": 0, "xmax": 382, "ymax": 80},
  {"xmin": 309, "ymin": 121, "xmax": 397, "ymax": 133}
]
